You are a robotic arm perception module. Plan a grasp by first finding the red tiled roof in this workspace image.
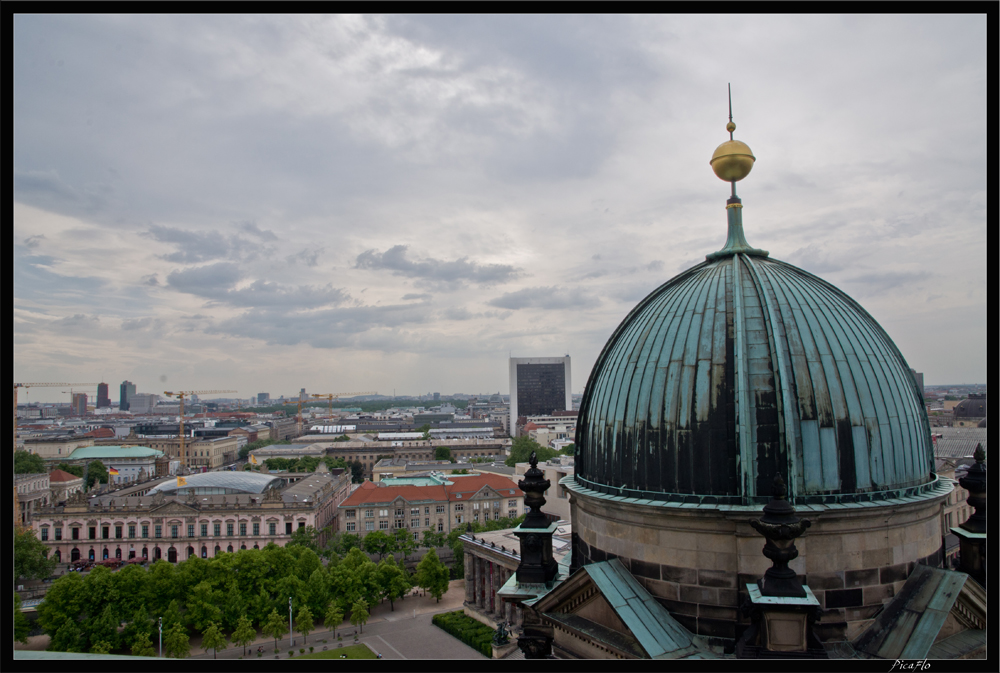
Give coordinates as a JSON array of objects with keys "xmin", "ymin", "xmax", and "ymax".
[
  {"xmin": 445, "ymin": 473, "xmax": 522, "ymax": 500},
  {"xmin": 48, "ymin": 469, "xmax": 82, "ymax": 482},
  {"xmin": 341, "ymin": 484, "xmax": 448, "ymax": 507},
  {"xmin": 523, "ymin": 422, "xmax": 541, "ymax": 431},
  {"xmin": 83, "ymin": 428, "xmax": 116, "ymax": 438}
]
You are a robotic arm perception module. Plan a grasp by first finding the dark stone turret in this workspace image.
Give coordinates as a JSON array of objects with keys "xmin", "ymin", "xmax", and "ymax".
[
  {"xmin": 749, "ymin": 473, "xmax": 811, "ymax": 597},
  {"xmin": 514, "ymin": 452, "xmax": 558, "ymax": 584}
]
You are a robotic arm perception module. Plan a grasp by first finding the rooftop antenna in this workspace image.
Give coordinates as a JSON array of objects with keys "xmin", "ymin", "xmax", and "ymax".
[{"xmin": 728, "ymin": 83, "xmax": 734, "ymax": 140}]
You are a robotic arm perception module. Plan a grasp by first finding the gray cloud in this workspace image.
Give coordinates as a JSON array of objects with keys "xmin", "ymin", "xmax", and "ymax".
[
  {"xmin": 24, "ymin": 234, "xmax": 46, "ymax": 248},
  {"xmin": 14, "ymin": 169, "xmax": 110, "ymax": 216},
  {"xmin": 402, "ymin": 293, "xmax": 432, "ymax": 301},
  {"xmin": 238, "ymin": 221, "xmax": 278, "ymax": 240},
  {"xmin": 286, "ymin": 248, "xmax": 323, "ymax": 268},
  {"xmin": 355, "ymin": 245, "xmax": 521, "ymax": 289},
  {"xmin": 167, "ymin": 263, "xmax": 349, "ymax": 309},
  {"xmin": 166, "ymin": 263, "xmax": 243, "ymax": 295},
  {"xmin": 487, "ymin": 286, "xmax": 601, "ymax": 311}
]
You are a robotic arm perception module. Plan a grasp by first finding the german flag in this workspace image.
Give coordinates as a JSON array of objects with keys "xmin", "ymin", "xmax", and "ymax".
[
  {"xmin": 108, "ymin": 467, "xmax": 119, "ymax": 476},
  {"xmin": 177, "ymin": 476, "xmax": 187, "ymax": 486}
]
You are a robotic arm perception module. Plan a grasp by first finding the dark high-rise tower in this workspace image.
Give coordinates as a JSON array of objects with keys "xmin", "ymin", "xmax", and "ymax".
[
  {"xmin": 509, "ymin": 356, "xmax": 572, "ymax": 429},
  {"xmin": 97, "ymin": 382, "xmax": 110, "ymax": 408},
  {"xmin": 120, "ymin": 380, "xmax": 136, "ymax": 411}
]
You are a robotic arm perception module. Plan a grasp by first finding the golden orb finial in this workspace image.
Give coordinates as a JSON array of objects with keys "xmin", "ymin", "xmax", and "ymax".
[{"xmin": 711, "ymin": 85, "xmax": 755, "ymax": 183}]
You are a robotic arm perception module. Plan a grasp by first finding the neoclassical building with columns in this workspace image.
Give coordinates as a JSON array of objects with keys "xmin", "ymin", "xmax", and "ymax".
[{"xmin": 31, "ymin": 469, "xmax": 350, "ymax": 564}]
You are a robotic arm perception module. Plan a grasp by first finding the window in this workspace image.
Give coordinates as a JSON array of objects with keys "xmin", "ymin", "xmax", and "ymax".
[
  {"xmin": 89, "ymin": 527, "xmax": 96, "ymax": 539},
  {"xmin": 366, "ymin": 521, "xmax": 374, "ymax": 531},
  {"xmin": 115, "ymin": 525, "xmax": 123, "ymax": 539},
  {"xmin": 380, "ymin": 521, "xmax": 389, "ymax": 530},
  {"xmin": 438, "ymin": 522, "xmax": 443, "ymax": 532},
  {"xmin": 509, "ymin": 510, "xmax": 517, "ymax": 519},
  {"xmin": 226, "ymin": 523, "xmax": 234, "ymax": 537},
  {"xmin": 129, "ymin": 525, "xmax": 136, "ymax": 539},
  {"xmin": 253, "ymin": 523, "xmax": 260, "ymax": 536},
  {"xmin": 298, "ymin": 522, "xmax": 305, "ymax": 530},
  {"xmin": 41, "ymin": 528, "xmax": 48, "ymax": 541},
  {"xmin": 473, "ymin": 503, "xmax": 479, "ymax": 510},
  {"xmin": 346, "ymin": 510, "xmax": 356, "ymax": 519},
  {"xmin": 494, "ymin": 501, "xmax": 501, "ymax": 509},
  {"xmin": 56, "ymin": 527, "xmax": 63, "ymax": 541},
  {"xmin": 454, "ymin": 504, "xmax": 464, "ymax": 512},
  {"xmin": 379, "ymin": 509, "xmax": 389, "ymax": 517},
  {"xmin": 142, "ymin": 525, "xmax": 149, "ymax": 538},
  {"xmin": 171, "ymin": 525, "xmax": 179, "ymax": 538},
  {"xmin": 424, "ymin": 507, "xmax": 430, "ymax": 515},
  {"xmin": 269, "ymin": 522, "xmax": 276, "ymax": 536},
  {"xmin": 285, "ymin": 523, "xmax": 292, "ymax": 535},
  {"xmin": 240, "ymin": 523, "xmax": 247, "ymax": 536},
  {"xmin": 188, "ymin": 524, "xmax": 195, "ymax": 538},
  {"xmin": 410, "ymin": 508, "xmax": 419, "ymax": 516},
  {"xmin": 103, "ymin": 527, "xmax": 110, "ymax": 540},
  {"xmin": 425, "ymin": 518, "xmax": 430, "ymax": 527},
  {"xmin": 155, "ymin": 525, "xmax": 162, "ymax": 538},
  {"xmin": 413, "ymin": 532, "xmax": 419, "ymax": 541},
  {"xmin": 346, "ymin": 522, "xmax": 356, "ymax": 532},
  {"xmin": 494, "ymin": 511, "xmax": 500, "ymax": 520},
  {"xmin": 365, "ymin": 509, "xmax": 374, "ymax": 518},
  {"xmin": 201, "ymin": 523, "xmax": 208, "ymax": 537},
  {"xmin": 396, "ymin": 508, "xmax": 404, "ymax": 517},
  {"xmin": 508, "ymin": 500, "xmax": 516, "ymax": 508},
  {"xmin": 456, "ymin": 515, "xmax": 463, "ymax": 524},
  {"xmin": 411, "ymin": 518, "xmax": 419, "ymax": 528},
  {"xmin": 214, "ymin": 523, "xmax": 221, "ymax": 537},
  {"xmin": 436, "ymin": 505, "xmax": 445, "ymax": 514}
]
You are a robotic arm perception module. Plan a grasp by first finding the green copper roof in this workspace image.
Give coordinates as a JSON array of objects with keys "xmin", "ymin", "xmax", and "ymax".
[
  {"xmin": 576, "ymin": 252, "xmax": 934, "ymax": 505},
  {"xmin": 66, "ymin": 445, "xmax": 164, "ymax": 461}
]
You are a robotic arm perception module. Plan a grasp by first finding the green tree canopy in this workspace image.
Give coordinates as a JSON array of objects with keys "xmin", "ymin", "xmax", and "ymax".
[
  {"xmin": 376, "ymin": 556, "xmax": 411, "ymax": 611},
  {"xmin": 55, "ymin": 462, "xmax": 85, "ymax": 478},
  {"xmin": 324, "ymin": 603, "xmax": 344, "ymax": 637},
  {"xmin": 415, "ymin": 548, "xmax": 450, "ymax": 602},
  {"xmin": 14, "ymin": 450, "xmax": 46, "ymax": 474},
  {"xmin": 261, "ymin": 607, "xmax": 288, "ymax": 650},
  {"xmin": 231, "ymin": 614, "xmax": 256, "ymax": 657},
  {"xmin": 296, "ymin": 605, "xmax": 315, "ymax": 643},
  {"xmin": 201, "ymin": 621, "xmax": 228, "ymax": 659},
  {"xmin": 393, "ymin": 527, "xmax": 418, "ymax": 561},
  {"xmin": 164, "ymin": 621, "xmax": 190, "ymax": 658},
  {"xmin": 90, "ymin": 640, "xmax": 112, "ymax": 655},
  {"xmin": 15, "ymin": 528, "xmax": 56, "ymax": 582},
  {"xmin": 130, "ymin": 630, "xmax": 156, "ymax": 657},
  {"xmin": 505, "ymin": 436, "xmax": 559, "ymax": 467},
  {"xmin": 434, "ymin": 446, "xmax": 454, "ymax": 462},
  {"xmin": 85, "ymin": 460, "xmax": 109, "ymax": 488},
  {"xmin": 350, "ymin": 599, "xmax": 369, "ymax": 633},
  {"xmin": 362, "ymin": 530, "xmax": 395, "ymax": 562},
  {"xmin": 15, "ymin": 593, "xmax": 32, "ymax": 645}
]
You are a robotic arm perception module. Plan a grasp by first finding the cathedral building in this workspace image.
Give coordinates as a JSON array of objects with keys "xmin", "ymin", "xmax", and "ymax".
[{"xmin": 496, "ymin": 101, "xmax": 985, "ymax": 660}]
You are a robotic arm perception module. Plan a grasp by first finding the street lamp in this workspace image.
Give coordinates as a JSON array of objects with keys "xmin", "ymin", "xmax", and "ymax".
[
  {"xmin": 289, "ymin": 596, "xmax": 294, "ymax": 648},
  {"xmin": 158, "ymin": 617, "xmax": 163, "ymax": 658}
]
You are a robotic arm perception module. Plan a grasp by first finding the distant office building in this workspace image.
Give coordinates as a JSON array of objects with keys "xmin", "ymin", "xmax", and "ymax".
[
  {"xmin": 299, "ymin": 388, "xmax": 307, "ymax": 401},
  {"xmin": 120, "ymin": 380, "xmax": 136, "ymax": 411},
  {"xmin": 258, "ymin": 392, "xmax": 270, "ymax": 405},
  {"xmin": 910, "ymin": 369, "xmax": 925, "ymax": 400},
  {"xmin": 129, "ymin": 393, "xmax": 160, "ymax": 415},
  {"xmin": 72, "ymin": 393, "xmax": 88, "ymax": 416},
  {"xmin": 509, "ymin": 356, "xmax": 572, "ymax": 432},
  {"xmin": 96, "ymin": 383, "xmax": 110, "ymax": 408},
  {"xmin": 434, "ymin": 392, "xmax": 441, "ymax": 401}
]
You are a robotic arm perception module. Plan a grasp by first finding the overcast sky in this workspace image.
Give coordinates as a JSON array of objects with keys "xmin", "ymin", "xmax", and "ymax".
[{"xmin": 14, "ymin": 14, "xmax": 987, "ymax": 404}]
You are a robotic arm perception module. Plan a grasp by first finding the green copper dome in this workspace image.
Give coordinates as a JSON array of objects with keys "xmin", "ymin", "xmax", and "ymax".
[{"xmin": 575, "ymin": 252, "xmax": 934, "ymax": 505}]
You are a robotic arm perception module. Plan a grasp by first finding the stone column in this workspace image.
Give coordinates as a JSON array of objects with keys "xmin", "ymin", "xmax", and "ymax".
[
  {"xmin": 489, "ymin": 561, "xmax": 496, "ymax": 615},
  {"xmin": 475, "ymin": 556, "xmax": 484, "ymax": 608},
  {"xmin": 464, "ymin": 552, "xmax": 475, "ymax": 604}
]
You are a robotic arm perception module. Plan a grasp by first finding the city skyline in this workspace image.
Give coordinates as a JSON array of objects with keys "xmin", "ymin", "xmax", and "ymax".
[{"xmin": 14, "ymin": 15, "xmax": 987, "ymax": 403}]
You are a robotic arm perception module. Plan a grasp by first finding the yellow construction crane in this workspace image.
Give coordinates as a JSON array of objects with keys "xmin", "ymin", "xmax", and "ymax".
[
  {"xmin": 163, "ymin": 390, "xmax": 237, "ymax": 471},
  {"xmin": 310, "ymin": 391, "xmax": 377, "ymax": 418}
]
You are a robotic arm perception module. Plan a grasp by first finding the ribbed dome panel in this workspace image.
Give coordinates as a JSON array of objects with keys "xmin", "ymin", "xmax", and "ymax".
[{"xmin": 575, "ymin": 254, "xmax": 933, "ymax": 504}]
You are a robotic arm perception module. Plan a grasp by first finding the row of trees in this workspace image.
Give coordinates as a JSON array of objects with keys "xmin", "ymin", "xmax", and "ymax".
[
  {"xmin": 35, "ymin": 537, "xmax": 453, "ymax": 655},
  {"xmin": 504, "ymin": 436, "xmax": 574, "ymax": 468},
  {"xmin": 237, "ymin": 438, "xmax": 291, "ymax": 462},
  {"xmin": 13, "ymin": 451, "xmax": 110, "ymax": 489}
]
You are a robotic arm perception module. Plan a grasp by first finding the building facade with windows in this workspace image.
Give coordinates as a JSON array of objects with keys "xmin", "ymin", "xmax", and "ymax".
[
  {"xmin": 31, "ymin": 469, "xmax": 350, "ymax": 564},
  {"xmin": 338, "ymin": 474, "xmax": 524, "ymax": 538},
  {"xmin": 508, "ymin": 356, "xmax": 573, "ymax": 432}
]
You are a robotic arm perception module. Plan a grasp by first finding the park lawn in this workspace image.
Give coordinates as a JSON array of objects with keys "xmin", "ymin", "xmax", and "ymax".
[{"xmin": 294, "ymin": 643, "xmax": 377, "ymax": 659}]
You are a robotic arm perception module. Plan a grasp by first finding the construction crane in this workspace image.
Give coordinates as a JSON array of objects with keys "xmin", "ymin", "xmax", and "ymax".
[
  {"xmin": 163, "ymin": 390, "xmax": 237, "ymax": 471},
  {"xmin": 14, "ymin": 382, "xmax": 100, "ymax": 450},
  {"xmin": 310, "ymin": 391, "xmax": 377, "ymax": 418}
]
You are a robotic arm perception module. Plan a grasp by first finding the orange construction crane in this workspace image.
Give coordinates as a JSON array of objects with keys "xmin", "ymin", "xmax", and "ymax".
[
  {"xmin": 310, "ymin": 391, "xmax": 377, "ymax": 418},
  {"xmin": 163, "ymin": 390, "xmax": 237, "ymax": 471}
]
